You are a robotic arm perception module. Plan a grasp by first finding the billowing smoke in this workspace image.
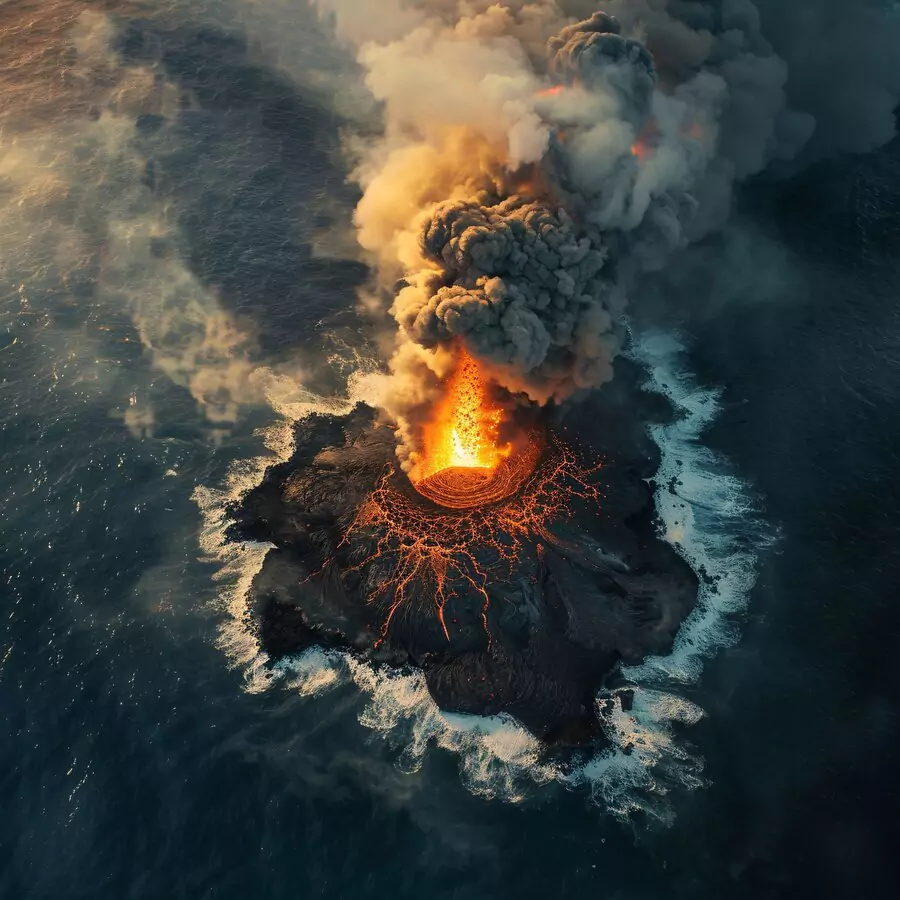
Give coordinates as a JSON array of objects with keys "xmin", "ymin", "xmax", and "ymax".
[
  {"xmin": 314, "ymin": 0, "xmax": 900, "ymax": 465},
  {"xmin": 394, "ymin": 196, "xmax": 617, "ymax": 404}
]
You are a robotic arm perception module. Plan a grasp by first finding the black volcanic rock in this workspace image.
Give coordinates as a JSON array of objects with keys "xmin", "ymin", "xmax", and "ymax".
[{"xmin": 228, "ymin": 375, "xmax": 697, "ymax": 748}]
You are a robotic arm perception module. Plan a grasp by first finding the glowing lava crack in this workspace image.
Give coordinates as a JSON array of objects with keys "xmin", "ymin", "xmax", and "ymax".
[{"xmin": 346, "ymin": 436, "xmax": 597, "ymax": 646}]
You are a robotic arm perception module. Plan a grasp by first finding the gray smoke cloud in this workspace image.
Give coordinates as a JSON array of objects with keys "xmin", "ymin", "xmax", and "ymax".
[
  {"xmin": 548, "ymin": 12, "xmax": 655, "ymax": 111},
  {"xmin": 312, "ymin": 0, "xmax": 900, "ymax": 459},
  {"xmin": 752, "ymin": 0, "xmax": 900, "ymax": 159},
  {"xmin": 395, "ymin": 196, "xmax": 618, "ymax": 402}
]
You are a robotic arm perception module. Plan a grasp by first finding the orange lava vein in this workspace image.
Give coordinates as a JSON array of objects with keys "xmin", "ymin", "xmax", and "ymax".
[{"xmin": 341, "ymin": 438, "xmax": 603, "ymax": 649}]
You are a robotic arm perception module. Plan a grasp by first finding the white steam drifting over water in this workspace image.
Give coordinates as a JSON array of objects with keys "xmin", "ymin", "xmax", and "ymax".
[{"xmin": 196, "ymin": 331, "xmax": 768, "ymax": 822}]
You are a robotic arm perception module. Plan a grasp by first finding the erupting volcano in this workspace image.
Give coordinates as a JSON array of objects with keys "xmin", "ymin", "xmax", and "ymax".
[
  {"xmin": 226, "ymin": 8, "xmax": 715, "ymax": 748},
  {"xmin": 415, "ymin": 350, "xmax": 507, "ymax": 479}
]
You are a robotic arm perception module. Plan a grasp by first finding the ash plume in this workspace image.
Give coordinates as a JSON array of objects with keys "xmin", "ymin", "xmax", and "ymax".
[
  {"xmin": 395, "ymin": 196, "xmax": 618, "ymax": 404},
  {"xmin": 314, "ymin": 0, "xmax": 900, "ymax": 463}
]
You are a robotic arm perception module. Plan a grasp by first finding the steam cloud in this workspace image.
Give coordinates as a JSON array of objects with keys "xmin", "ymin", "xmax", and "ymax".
[{"xmin": 314, "ymin": 0, "xmax": 900, "ymax": 465}]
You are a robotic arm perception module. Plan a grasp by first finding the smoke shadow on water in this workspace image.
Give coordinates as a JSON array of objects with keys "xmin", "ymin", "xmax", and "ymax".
[{"xmin": 114, "ymin": 15, "xmax": 372, "ymax": 366}]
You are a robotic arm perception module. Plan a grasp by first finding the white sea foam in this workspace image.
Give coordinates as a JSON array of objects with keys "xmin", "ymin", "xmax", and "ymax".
[
  {"xmin": 623, "ymin": 329, "xmax": 770, "ymax": 683},
  {"xmin": 193, "ymin": 376, "xmax": 371, "ymax": 691},
  {"xmin": 563, "ymin": 688, "xmax": 707, "ymax": 823},
  {"xmin": 551, "ymin": 327, "xmax": 768, "ymax": 819},
  {"xmin": 197, "ymin": 329, "xmax": 767, "ymax": 819},
  {"xmin": 271, "ymin": 648, "xmax": 345, "ymax": 698}
]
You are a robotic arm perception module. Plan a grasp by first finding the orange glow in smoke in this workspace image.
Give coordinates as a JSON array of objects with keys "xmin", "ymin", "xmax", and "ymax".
[
  {"xmin": 414, "ymin": 350, "xmax": 509, "ymax": 481},
  {"xmin": 683, "ymin": 121, "xmax": 705, "ymax": 141},
  {"xmin": 537, "ymin": 84, "xmax": 565, "ymax": 98},
  {"xmin": 631, "ymin": 118, "xmax": 660, "ymax": 162}
]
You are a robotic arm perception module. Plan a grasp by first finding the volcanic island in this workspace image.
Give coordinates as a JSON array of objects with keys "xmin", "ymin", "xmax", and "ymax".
[{"xmin": 228, "ymin": 352, "xmax": 698, "ymax": 751}]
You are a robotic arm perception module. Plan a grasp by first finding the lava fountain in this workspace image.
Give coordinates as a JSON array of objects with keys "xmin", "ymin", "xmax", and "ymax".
[{"xmin": 412, "ymin": 351, "xmax": 538, "ymax": 510}]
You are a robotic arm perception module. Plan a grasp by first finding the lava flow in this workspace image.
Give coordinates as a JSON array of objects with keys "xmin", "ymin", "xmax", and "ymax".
[
  {"xmin": 347, "ymin": 436, "xmax": 601, "ymax": 645},
  {"xmin": 339, "ymin": 353, "xmax": 603, "ymax": 646}
]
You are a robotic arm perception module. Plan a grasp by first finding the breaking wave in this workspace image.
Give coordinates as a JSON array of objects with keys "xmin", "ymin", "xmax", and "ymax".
[{"xmin": 625, "ymin": 328, "xmax": 773, "ymax": 683}]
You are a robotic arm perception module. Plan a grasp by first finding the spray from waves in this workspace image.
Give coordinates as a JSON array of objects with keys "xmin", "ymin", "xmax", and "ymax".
[
  {"xmin": 266, "ymin": 648, "xmax": 706, "ymax": 819},
  {"xmin": 197, "ymin": 331, "xmax": 765, "ymax": 822}
]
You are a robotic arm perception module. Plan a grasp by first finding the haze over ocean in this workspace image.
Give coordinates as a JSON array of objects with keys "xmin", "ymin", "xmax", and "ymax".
[{"xmin": 2, "ymin": 2, "xmax": 899, "ymax": 898}]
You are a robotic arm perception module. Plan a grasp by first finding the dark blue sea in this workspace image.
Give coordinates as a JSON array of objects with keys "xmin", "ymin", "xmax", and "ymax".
[{"xmin": 2, "ymin": 3, "xmax": 899, "ymax": 898}]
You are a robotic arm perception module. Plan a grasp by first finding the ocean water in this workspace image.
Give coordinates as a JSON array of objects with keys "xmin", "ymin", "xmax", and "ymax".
[{"xmin": 2, "ymin": 3, "xmax": 899, "ymax": 899}]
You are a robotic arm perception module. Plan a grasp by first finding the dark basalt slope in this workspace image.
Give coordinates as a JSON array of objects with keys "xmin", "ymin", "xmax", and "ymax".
[{"xmin": 229, "ymin": 369, "xmax": 697, "ymax": 750}]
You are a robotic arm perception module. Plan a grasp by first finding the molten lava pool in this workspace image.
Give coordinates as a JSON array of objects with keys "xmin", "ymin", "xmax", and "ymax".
[{"xmin": 414, "ymin": 446, "xmax": 541, "ymax": 509}]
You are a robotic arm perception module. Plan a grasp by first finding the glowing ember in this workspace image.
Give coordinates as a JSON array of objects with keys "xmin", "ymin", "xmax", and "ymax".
[
  {"xmin": 631, "ymin": 140, "xmax": 650, "ymax": 161},
  {"xmin": 537, "ymin": 85, "xmax": 565, "ymax": 98}
]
